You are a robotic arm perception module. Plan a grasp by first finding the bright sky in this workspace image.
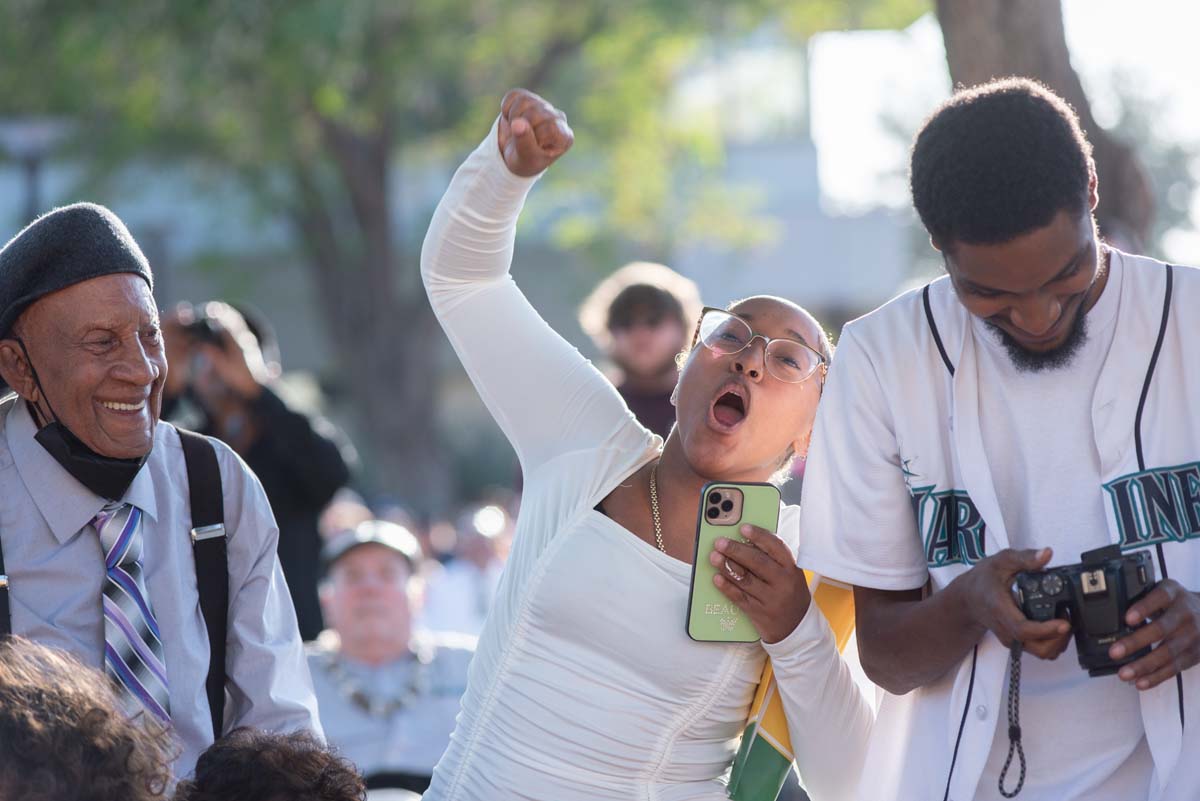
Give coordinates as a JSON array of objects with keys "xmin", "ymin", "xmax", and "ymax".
[{"xmin": 810, "ymin": 1, "xmax": 1200, "ymax": 261}]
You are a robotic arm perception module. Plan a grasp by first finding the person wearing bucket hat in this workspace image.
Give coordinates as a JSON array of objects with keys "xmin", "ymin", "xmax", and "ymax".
[
  {"xmin": 308, "ymin": 520, "xmax": 475, "ymax": 795},
  {"xmin": 0, "ymin": 203, "xmax": 321, "ymax": 776}
]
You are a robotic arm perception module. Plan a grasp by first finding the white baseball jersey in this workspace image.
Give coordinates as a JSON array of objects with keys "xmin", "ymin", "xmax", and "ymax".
[{"xmin": 797, "ymin": 250, "xmax": 1200, "ymax": 801}]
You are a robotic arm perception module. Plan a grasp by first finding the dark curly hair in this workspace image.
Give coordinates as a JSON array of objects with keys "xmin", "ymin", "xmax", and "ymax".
[
  {"xmin": 174, "ymin": 728, "xmax": 366, "ymax": 801},
  {"xmin": 910, "ymin": 77, "xmax": 1094, "ymax": 248},
  {"xmin": 0, "ymin": 637, "xmax": 173, "ymax": 801}
]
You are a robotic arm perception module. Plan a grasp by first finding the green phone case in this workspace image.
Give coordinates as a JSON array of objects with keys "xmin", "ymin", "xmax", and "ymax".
[{"xmin": 686, "ymin": 481, "xmax": 781, "ymax": 643}]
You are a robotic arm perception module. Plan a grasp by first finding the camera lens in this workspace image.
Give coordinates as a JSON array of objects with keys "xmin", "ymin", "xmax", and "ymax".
[
  {"xmin": 706, "ymin": 507, "xmax": 719, "ymax": 520},
  {"xmin": 708, "ymin": 492, "xmax": 722, "ymax": 505},
  {"xmin": 720, "ymin": 500, "xmax": 734, "ymax": 512}
]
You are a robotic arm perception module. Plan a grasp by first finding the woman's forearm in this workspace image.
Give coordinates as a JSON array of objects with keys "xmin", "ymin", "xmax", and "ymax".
[{"xmin": 765, "ymin": 604, "xmax": 874, "ymax": 801}]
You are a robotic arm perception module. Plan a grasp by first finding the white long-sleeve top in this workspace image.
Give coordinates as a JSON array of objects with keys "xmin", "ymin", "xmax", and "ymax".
[{"xmin": 419, "ymin": 122, "xmax": 872, "ymax": 801}]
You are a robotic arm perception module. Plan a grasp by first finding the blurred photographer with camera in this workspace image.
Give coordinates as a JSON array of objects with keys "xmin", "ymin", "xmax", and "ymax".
[
  {"xmin": 797, "ymin": 79, "xmax": 1200, "ymax": 801},
  {"xmin": 163, "ymin": 301, "xmax": 355, "ymax": 641}
]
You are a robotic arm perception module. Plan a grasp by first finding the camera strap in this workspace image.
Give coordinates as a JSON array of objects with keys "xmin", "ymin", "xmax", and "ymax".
[{"xmin": 998, "ymin": 640, "xmax": 1027, "ymax": 797}]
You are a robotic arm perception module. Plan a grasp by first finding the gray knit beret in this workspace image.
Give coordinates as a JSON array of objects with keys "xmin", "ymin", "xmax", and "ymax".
[{"xmin": 0, "ymin": 203, "xmax": 154, "ymax": 337}]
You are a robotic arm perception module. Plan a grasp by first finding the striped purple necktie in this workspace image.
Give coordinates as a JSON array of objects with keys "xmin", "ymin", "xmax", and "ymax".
[{"xmin": 92, "ymin": 501, "xmax": 171, "ymax": 723}]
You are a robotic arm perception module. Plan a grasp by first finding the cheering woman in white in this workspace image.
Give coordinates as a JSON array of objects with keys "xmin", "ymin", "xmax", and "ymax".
[{"xmin": 420, "ymin": 89, "xmax": 871, "ymax": 801}]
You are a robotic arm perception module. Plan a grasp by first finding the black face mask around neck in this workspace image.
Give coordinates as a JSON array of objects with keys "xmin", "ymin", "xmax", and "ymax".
[
  {"xmin": 14, "ymin": 338, "xmax": 151, "ymax": 501},
  {"xmin": 34, "ymin": 416, "xmax": 149, "ymax": 500}
]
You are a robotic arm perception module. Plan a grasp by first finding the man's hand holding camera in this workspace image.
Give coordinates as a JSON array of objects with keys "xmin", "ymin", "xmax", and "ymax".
[
  {"xmin": 958, "ymin": 547, "xmax": 1073, "ymax": 660},
  {"xmin": 959, "ymin": 545, "xmax": 1200, "ymax": 689},
  {"xmin": 1111, "ymin": 580, "xmax": 1200, "ymax": 690}
]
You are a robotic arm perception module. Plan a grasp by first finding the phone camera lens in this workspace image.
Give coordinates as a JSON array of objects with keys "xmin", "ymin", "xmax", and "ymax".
[
  {"xmin": 720, "ymin": 500, "xmax": 734, "ymax": 512},
  {"xmin": 706, "ymin": 507, "xmax": 719, "ymax": 520},
  {"xmin": 708, "ymin": 492, "xmax": 722, "ymax": 505}
]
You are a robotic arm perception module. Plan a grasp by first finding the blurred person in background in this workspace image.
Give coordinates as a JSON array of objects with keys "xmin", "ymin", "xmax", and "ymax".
[
  {"xmin": 162, "ymin": 300, "xmax": 355, "ymax": 640},
  {"xmin": 319, "ymin": 486, "xmax": 377, "ymax": 541},
  {"xmin": 0, "ymin": 636, "xmax": 174, "ymax": 801},
  {"xmin": 578, "ymin": 261, "xmax": 701, "ymax": 439},
  {"xmin": 421, "ymin": 519, "xmax": 462, "ymax": 565},
  {"xmin": 173, "ymin": 727, "xmax": 366, "ymax": 801},
  {"xmin": 417, "ymin": 504, "xmax": 511, "ymax": 636},
  {"xmin": 307, "ymin": 521, "xmax": 475, "ymax": 795}
]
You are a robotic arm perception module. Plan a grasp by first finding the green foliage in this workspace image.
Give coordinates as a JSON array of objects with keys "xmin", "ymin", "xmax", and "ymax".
[
  {"xmin": 780, "ymin": 0, "xmax": 929, "ymax": 35},
  {"xmin": 0, "ymin": 0, "xmax": 924, "ymax": 260},
  {"xmin": 0, "ymin": 0, "xmax": 934, "ymax": 508}
]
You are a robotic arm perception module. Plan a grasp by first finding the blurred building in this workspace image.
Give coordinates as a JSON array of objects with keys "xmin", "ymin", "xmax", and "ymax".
[{"xmin": 669, "ymin": 29, "xmax": 910, "ymax": 327}]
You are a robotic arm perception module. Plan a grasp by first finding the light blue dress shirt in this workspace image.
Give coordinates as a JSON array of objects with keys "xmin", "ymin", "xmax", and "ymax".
[{"xmin": 0, "ymin": 395, "xmax": 322, "ymax": 775}]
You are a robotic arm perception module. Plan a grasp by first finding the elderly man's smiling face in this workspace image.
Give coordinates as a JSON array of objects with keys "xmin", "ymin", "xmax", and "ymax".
[{"xmin": 2, "ymin": 273, "xmax": 166, "ymax": 459}]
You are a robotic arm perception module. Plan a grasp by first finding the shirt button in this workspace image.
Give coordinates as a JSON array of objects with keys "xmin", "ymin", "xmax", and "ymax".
[{"xmin": 975, "ymin": 704, "xmax": 988, "ymax": 720}]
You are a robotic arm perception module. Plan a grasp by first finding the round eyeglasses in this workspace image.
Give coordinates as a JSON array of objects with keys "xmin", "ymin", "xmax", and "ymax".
[{"xmin": 692, "ymin": 307, "xmax": 828, "ymax": 384}]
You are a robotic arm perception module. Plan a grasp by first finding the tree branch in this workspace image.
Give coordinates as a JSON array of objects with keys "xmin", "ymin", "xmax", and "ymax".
[{"xmin": 520, "ymin": 7, "xmax": 610, "ymax": 91}]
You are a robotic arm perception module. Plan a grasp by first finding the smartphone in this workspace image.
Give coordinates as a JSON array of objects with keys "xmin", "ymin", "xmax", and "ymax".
[{"xmin": 686, "ymin": 481, "xmax": 781, "ymax": 643}]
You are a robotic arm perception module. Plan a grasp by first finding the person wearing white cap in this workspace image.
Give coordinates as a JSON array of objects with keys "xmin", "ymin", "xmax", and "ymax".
[{"xmin": 308, "ymin": 520, "xmax": 475, "ymax": 796}]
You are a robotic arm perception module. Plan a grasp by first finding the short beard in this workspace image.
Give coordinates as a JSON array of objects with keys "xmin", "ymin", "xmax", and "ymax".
[{"xmin": 985, "ymin": 308, "xmax": 1088, "ymax": 373}]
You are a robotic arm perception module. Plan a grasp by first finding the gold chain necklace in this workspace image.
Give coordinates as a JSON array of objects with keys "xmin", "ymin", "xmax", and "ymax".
[{"xmin": 649, "ymin": 462, "xmax": 666, "ymax": 553}]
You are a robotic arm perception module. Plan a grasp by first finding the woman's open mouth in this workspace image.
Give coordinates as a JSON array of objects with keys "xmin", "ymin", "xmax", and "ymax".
[{"xmin": 709, "ymin": 383, "xmax": 749, "ymax": 431}]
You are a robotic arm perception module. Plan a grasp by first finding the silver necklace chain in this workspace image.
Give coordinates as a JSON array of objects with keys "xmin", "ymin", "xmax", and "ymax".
[{"xmin": 649, "ymin": 462, "xmax": 666, "ymax": 553}]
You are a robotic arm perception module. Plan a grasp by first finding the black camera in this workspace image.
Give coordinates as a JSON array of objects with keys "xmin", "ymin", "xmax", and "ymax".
[
  {"xmin": 181, "ymin": 311, "xmax": 224, "ymax": 347},
  {"xmin": 1015, "ymin": 545, "xmax": 1156, "ymax": 676}
]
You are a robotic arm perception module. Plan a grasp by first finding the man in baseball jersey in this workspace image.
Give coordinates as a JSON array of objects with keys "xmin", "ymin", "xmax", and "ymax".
[{"xmin": 797, "ymin": 78, "xmax": 1200, "ymax": 801}]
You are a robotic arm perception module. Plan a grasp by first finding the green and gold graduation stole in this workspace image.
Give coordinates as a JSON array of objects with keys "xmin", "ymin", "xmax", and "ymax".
[{"xmin": 727, "ymin": 573, "xmax": 857, "ymax": 801}]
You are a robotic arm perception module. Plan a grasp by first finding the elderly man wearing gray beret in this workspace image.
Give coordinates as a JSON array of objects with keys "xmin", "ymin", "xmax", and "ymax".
[{"xmin": 0, "ymin": 203, "xmax": 322, "ymax": 775}]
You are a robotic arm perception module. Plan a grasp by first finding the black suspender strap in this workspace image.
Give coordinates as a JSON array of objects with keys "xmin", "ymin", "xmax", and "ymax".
[
  {"xmin": 177, "ymin": 428, "xmax": 229, "ymax": 740},
  {"xmin": 0, "ymin": 524, "xmax": 9, "ymax": 638},
  {"xmin": 0, "ymin": 396, "xmax": 7, "ymax": 635},
  {"xmin": 1133, "ymin": 264, "xmax": 1184, "ymax": 731}
]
